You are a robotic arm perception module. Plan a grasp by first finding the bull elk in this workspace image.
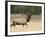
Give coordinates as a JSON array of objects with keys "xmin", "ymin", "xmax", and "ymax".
[{"xmin": 11, "ymin": 14, "xmax": 32, "ymax": 27}]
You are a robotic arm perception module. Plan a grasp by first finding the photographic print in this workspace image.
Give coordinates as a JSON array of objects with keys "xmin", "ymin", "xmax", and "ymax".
[{"xmin": 5, "ymin": 1, "xmax": 45, "ymax": 36}]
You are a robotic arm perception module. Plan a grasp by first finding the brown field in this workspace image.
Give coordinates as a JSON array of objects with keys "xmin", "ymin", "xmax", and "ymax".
[{"xmin": 10, "ymin": 15, "xmax": 42, "ymax": 32}]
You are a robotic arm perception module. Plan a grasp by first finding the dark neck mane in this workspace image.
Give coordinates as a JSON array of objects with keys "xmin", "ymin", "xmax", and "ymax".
[{"xmin": 27, "ymin": 15, "xmax": 31, "ymax": 22}]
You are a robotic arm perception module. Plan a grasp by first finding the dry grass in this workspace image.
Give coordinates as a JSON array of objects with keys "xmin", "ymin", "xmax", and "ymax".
[{"xmin": 10, "ymin": 15, "xmax": 42, "ymax": 32}]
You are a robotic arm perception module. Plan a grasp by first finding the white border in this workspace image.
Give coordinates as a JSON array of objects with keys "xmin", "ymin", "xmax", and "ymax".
[{"xmin": 8, "ymin": 2, "xmax": 44, "ymax": 35}]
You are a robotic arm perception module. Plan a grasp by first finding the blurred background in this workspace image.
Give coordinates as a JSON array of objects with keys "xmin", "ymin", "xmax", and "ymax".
[{"xmin": 11, "ymin": 5, "xmax": 42, "ymax": 15}]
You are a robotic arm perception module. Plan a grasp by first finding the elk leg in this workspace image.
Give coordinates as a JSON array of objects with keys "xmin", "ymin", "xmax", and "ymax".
[
  {"xmin": 26, "ymin": 24, "xmax": 27, "ymax": 26},
  {"xmin": 10, "ymin": 24, "xmax": 13, "ymax": 26},
  {"xmin": 13, "ymin": 24, "xmax": 16, "ymax": 27},
  {"xmin": 23, "ymin": 24, "xmax": 24, "ymax": 27},
  {"xmin": 25, "ymin": 23, "xmax": 28, "ymax": 26}
]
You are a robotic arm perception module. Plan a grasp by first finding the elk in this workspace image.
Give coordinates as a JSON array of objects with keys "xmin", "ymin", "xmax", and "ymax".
[{"xmin": 11, "ymin": 14, "xmax": 32, "ymax": 27}]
